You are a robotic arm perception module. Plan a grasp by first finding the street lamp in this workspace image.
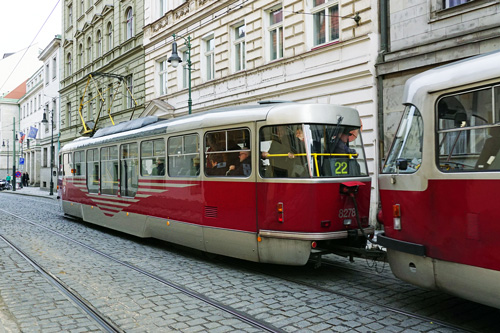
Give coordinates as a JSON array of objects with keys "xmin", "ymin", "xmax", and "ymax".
[
  {"xmin": 41, "ymin": 106, "xmax": 54, "ymax": 196},
  {"xmin": 168, "ymin": 34, "xmax": 192, "ymax": 114}
]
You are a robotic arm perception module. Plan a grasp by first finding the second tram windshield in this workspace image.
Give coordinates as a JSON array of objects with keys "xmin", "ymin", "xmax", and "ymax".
[{"xmin": 259, "ymin": 124, "xmax": 368, "ymax": 178}]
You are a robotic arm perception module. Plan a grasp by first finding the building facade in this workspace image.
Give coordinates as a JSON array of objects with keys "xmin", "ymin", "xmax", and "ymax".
[
  {"xmin": 0, "ymin": 82, "xmax": 26, "ymax": 181},
  {"xmin": 38, "ymin": 37, "xmax": 62, "ymax": 191},
  {"xmin": 59, "ymin": 0, "xmax": 146, "ymax": 147},
  {"xmin": 143, "ymin": 0, "xmax": 381, "ymax": 212},
  {"xmin": 18, "ymin": 67, "xmax": 45, "ymax": 186},
  {"xmin": 377, "ymin": 0, "xmax": 500, "ymax": 159}
]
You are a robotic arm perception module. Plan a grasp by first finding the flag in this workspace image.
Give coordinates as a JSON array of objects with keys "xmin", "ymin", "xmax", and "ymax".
[
  {"xmin": 19, "ymin": 132, "xmax": 26, "ymax": 144},
  {"xmin": 28, "ymin": 126, "xmax": 38, "ymax": 139}
]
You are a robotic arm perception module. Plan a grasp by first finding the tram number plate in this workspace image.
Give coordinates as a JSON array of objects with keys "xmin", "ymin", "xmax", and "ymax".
[
  {"xmin": 338, "ymin": 208, "xmax": 356, "ymax": 218},
  {"xmin": 335, "ymin": 161, "xmax": 348, "ymax": 175}
]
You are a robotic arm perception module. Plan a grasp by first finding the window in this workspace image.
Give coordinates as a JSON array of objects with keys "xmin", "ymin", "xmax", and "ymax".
[
  {"xmin": 80, "ymin": 0, "xmax": 84, "ymax": 15},
  {"xmin": 63, "ymin": 153, "xmax": 73, "ymax": 177},
  {"xmin": 268, "ymin": 6, "xmax": 283, "ymax": 61},
  {"xmin": 312, "ymin": 0, "xmax": 339, "ymax": 46},
  {"xmin": 68, "ymin": 4, "xmax": 73, "ymax": 25},
  {"xmin": 100, "ymin": 146, "xmax": 119, "ymax": 195},
  {"xmin": 444, "ymin": 0, "xmax": 472, "ymax": 9},
  {"xmin": 126, "ymin": 75, "xmax": 134, "ymax": 108},
  {"xmin": 233, "ymin": 23, "xmax": 246, "ymax": 71},
  {"xmin": 108, "ymin": 83, "xmax": 114, "ymax": 112},
  {"xmin": 204, "ymin": 36, "xmax": 215, "ymax": 81},
  {"xmin": 96, "ymin": 30, "xmax": 102, "ymax": 57},
  {"xmin": 97, "ymin": 88, "xmax": 104, "ymax": 114},
  {"xmin": 87, "ymin": 37, "xmax": 92, "ymax": 64},
  {"xmin": 260, "ymin": 124, "xmax": 367, "ymax": 178},
  {"xmin": 141, "ymin": 139, "xmax": 165, "ymax": 176},
  {"xmin": 168, "ymin": 134, "xmax": 200, "ymax": 177},
  {"xmin": 74, "ymin": 151, "xmax": 86, "ymax": 176},
  {"xmin": 66, "ymin": 102, "xmax": 72, "ymax": 127},
  {"xmin": 436, "ymin": 85, "xmax": 500, "ymax": 172},
  {"xmin": 43, "ymin": 148, "xmax": 48, "ymax": 168},
  {"xmin": 87, "ymin": 149, "xmax": 99, "ymax": 193},
  {"xmin": 159, "ymin": 59, "xmax": 168, "ymax": 96},
  {"xmin": 159, "ymin": 0, "xmax": 168, "ymax": 16},
  {"xmin": 45, "ymin": 63, "xmax": 50, "ymax": 83},
  {"xmin": 78, "ymin": 43, "xmax": 83, "ymax": 68},
  {"xmin": 120, "ymin": 143, "xmax": 139, "ymax": 197},
  {"xmin": 52, "ymin": 56, "xmax": 57, "ymax": 79},
  {"xmin": 107, "ymin": 22, "xmax": 113, "ymax": 51},
  {"xmin": 66, "ymin": 53, "xmax": 72, "ymax": 76},
  {"xmin": 176, "ymin": 47, "xmax": 189, "ymax": 89},
  {"xmin": 126, "ymin": 8, "xmax": 134, "ymax": 40},
  {"xmin": 383, "ymin": 106, "xmax": 423, "ymax": 174},
  {"xmin": 205, "ymin": 128, "xmax": 251, "ymax": 177}
]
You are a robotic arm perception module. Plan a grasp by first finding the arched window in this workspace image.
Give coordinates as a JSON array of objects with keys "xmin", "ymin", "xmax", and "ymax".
[
  {"xmin": 107, "ymin": 22, "xmax": 113, "ymax": 51},
  {"xmin": 126, "ymin": 8, "xmax": 134, "ymax": 40},
  {"xmin": 96, "ymin": 30, "xmax": 102, "ymax": 57},
  {"xmin": 87, "ymin": 37, "xmax": 92, "ymax": 63},
  {"xmin": 67, "ymin": 53, "xmax": 72, "ymax": 76},
  {"xmin": 78, "ymin": 43, "xmax": 83, "ymax": 68}
]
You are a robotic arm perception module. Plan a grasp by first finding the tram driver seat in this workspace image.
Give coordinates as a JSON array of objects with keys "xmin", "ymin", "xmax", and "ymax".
[{"xmin": 475, "ymin": 126, "xmax": 500, "ymax": 170}]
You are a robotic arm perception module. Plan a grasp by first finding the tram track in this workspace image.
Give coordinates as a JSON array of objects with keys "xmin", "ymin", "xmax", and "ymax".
[
  {"xmin": 0, "ymin": 208, "xmax": 283, "ymax": 333},
  {"xmin": 216, "ymin": 257, "xmax": 484, "ymax": 333},
  {"xmin": 0, "ymin": 234, "xmax": 121, "ymax": 333}
]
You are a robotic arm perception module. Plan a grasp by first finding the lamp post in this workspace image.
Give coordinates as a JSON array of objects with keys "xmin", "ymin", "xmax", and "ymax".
[
  {"xmin": 2, "ymin": 140, "xmax": 8, "ymax": 181},
  {"xmin": 41, "ymin": 106, "xmax": 54, "ymax": 195},
  {"xmin": 168, "ymin": 34, "xmax": 192, "ymax": 114}
]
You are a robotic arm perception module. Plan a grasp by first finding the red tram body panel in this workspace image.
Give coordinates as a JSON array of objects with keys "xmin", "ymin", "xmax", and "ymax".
[
  {"xmin": 59, "ymin": 103, "xmax": 373, "ymax": 265},
  {"xmin": 378, "ymin": 51, "xmax": 500, "ymax": 309}
]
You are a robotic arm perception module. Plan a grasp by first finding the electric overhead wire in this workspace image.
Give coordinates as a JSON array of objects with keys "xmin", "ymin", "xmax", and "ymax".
[{"xmin": 0, "ymin": 0, "xmax": 61, "ymax": 93}]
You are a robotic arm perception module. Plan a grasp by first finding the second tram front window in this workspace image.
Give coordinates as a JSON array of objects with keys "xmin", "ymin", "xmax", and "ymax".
[
  {"xmin": 437, "ymin": 85, "xmax": 500, "ymax": 172},
  {"xmin": 383, "ymin": 105, "xmax": 423, "ymax": 174},
  {"xmin": 259, "ymin": 124, "xmax": 367, "ymax": 178},
  {"xmin": 101, "ymin": 146, "xmax": 119, "ymax": 195}
]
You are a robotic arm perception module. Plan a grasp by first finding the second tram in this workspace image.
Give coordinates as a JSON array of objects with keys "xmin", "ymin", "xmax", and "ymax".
[
  {"xmin": 59, "ymin": 102, "xmax": 373, "ymax": 265},
  {"xmin": 378, "ymin": 50, "xmax": 500, "ymax": 308}
]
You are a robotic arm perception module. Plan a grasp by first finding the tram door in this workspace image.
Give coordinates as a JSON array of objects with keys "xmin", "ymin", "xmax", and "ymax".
[{"xmin": 202, "ymin": 127, "xmax": 258, "ymax": 262}]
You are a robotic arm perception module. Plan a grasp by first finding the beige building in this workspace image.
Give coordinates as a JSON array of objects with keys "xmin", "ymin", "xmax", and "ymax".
[
  {"xmin": 59, "ymin": 0, "xmax": 146, "ymax": 146},
  {"xmin": 143, "ymin": 0, "xmax": 381, "ymax": 211},
  {"xmin": 377, "ymin": 0, "xmax": 500, "ymax": 158}
]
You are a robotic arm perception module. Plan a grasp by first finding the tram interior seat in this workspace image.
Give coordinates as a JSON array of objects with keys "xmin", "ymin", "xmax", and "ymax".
[{"xmin": 475, "ymin": 126, "xmax": 500, "ymax": 170}]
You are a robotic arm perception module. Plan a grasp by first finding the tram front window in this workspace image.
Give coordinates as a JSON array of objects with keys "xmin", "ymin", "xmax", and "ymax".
[
  {"xmin": 259, "ymin": 124, "xmax": 368, "ymax": 178},
  {"xmin": 383, "ymin": 105, "xmax": 423, "ymax": 174}
]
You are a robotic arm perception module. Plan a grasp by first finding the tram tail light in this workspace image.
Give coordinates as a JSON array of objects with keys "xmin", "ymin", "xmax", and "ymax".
[
  {"xmin": 393, "ymin": 204, "xmax": 401, "ymax": 230},
  {"xmin": 277, "ymin": 202, "xmax": 284, "ymax": 223}
]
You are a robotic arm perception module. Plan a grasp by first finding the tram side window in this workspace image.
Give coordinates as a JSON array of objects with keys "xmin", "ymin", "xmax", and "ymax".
[
  {"xmin": 62, "ymin": 153, "xmax": 73, "ymax": 177},
  {"xmin": 437, "ymin": 85, "xmax": 500, "ymax": 172},
  {"xmin": 87, "ymin": 149, "xmax": 99, "ymax": 193},
  {"xmin": 205, "ymin": 128, "xmax": 251, "ymax": 177},
  {"xmin": 168, "ymin": 134, "xmax": 200, "ymax": 177},
  {"xmin": 141, "ymin": 139, "xmax": 165, "ymax": 176},
  {"xmin": 120, "ymin": 143, "xmax": 139, "ymax": 197},
  {"xmin": 101, "ymin": 146, "xmax": 119, "ymax": 195},
  {"xmin": 74, "ymin": 151, "xmax": 86, "ymax": 176}
]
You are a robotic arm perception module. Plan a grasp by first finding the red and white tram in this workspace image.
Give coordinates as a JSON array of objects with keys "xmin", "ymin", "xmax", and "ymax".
[
  {"xmin": 378, "ymin": 50, "xmax": 500, "ymax": 308},
  {"xmin": 59, "ymin": 102, "xmax": 373, "ymax": 265}
]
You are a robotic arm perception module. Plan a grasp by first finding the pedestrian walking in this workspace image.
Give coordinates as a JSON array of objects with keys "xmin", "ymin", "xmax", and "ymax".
[{"xmin": 25, "ymin": 172, "xmax": 30, "ymax": 186}]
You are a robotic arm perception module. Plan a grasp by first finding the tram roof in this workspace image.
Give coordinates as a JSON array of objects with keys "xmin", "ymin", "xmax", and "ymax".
[
  {"xmin": 60, "ymin": 102, "xmax": 360, "ymax": 152},
  {"xmin": 403, "ymin": 49, "xmax": 500, "ymax": 107}
]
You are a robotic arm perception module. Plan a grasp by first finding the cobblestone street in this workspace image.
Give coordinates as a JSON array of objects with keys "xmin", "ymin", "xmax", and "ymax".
[{"xmin": 0, "ymin": 189, "xmax": 499, "ymax": 332}]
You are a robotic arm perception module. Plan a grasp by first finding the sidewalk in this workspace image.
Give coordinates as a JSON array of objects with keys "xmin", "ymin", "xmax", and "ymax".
[{"xmin": 1, "ymin": 186, "xmax": 58, "ymax": 200}]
